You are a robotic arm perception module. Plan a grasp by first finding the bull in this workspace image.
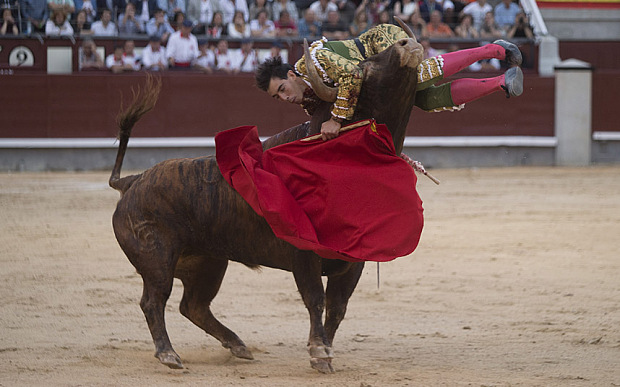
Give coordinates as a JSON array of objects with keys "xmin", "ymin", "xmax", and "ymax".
[{"xmin": 109, "ymin": 24, "xmax": 423, "ymax": 373}]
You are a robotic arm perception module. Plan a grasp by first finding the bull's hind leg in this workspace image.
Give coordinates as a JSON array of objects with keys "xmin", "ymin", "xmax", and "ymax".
[
  {"xmin": 177, "ymin": 257, "xmax": 253, "ymax": 360},
  {"xmin": 138, "ymin": 262, "xmax": 183, "ymax": 369},
  {"xmin": 292, "ymin": 251, "xmax": 334, "ymax": 373}
]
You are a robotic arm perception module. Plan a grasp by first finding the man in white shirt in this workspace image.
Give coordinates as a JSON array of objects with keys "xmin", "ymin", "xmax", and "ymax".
[
  {"xmin": 308, "ymin": 0, "xmax": 337, "ymax": 23},
  {"xmin": 249, "ymin": 9, "xmax": 275, "ymax": 38},
  {"xmin": 232, "ymin": 38, "xmax": 258, "ymax": 74},
  {"xmin": 166, "ymin": 19, "xmax": 198, "ymax": 69},
  {"xmin": 219, "ymin": 0, "xmax": 249, "ymax": 25},
  {"xmin": 461, "ymin": 0, "xmax": 492, "ymax": 31},
  {"xmin": 193, "ymin": 39, "xmax": 215, "ymax": 73},
  {"xmin": 91, "ymin": 9, "xmax": 118, "ymax": 36},
  {"xmin": 142, "ymin": 35, "xmax": 168, "ymax": 71}
]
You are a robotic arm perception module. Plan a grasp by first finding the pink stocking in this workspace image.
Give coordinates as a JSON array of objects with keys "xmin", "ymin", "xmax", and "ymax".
[
  {"xmin": 450, "ymin": 75, "xmax": 505, "ymax": 106},
  {"xmin": 441, "ymin": 44, "xmax": 505, "ymax": 77}
]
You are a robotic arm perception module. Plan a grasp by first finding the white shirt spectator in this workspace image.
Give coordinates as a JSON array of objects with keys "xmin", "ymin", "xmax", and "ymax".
[
  {"xmin": 249, "ymin": 18, "xmax": 275, "ymax": 37},
  {"xmin": 308, "ymin": 0, "xmax": 337, "ymax": 23},
  {"xmin": 215, "ymin": 48, "xmax": 234, "ymax": 71},
  {"xmin": 105, "ymin": 53, "xmax": 124, "ymax": 68},
  {"xmin": 123, "ymin": 53, "xmax": 141, "ymax": 70},
  {"xmin": 142, "ymin": 44, "xmax": 168, "ymax": 70},
  {"xmin": 45, "ymin": 19, "xmax": 74, "ymax": 35},
  {"xmin": 194, "ymin": 49, "xmax": 215, "ymax": 69},
  {"xmin": 166, "ymin": 30, "xmax": 199, "ymax": 65},
  {"xmin": 227, "ymin": 22, "xmax": 251, "ymax": 38},
  {"xmin": 91, "ymin": 20, "xmax": 118, "ymax": 36},
  {"xmin": 462, "ymin": 0, "xmax": 493, "ymax": 31},
  {"xmin": 232, "ymin": 48, "xmax": 258, "ymax": 73},
  {"xmin": 219, "ymin": 0, "xmax": 249, "ymax": 24}
]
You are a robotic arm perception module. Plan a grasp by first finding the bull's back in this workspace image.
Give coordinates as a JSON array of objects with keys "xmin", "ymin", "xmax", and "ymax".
[{"xmin": 112, "ymin": 156, "xmax": 297, "ymax": 271}]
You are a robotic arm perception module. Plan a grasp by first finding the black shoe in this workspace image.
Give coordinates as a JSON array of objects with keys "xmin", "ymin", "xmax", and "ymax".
[
  {"xmin": 501, "ymin": 67, "xmax": 523, "ymax": 98},
  {"xmin": 493, "ymin": 39, "xmax": 522, "ymax": 67}
]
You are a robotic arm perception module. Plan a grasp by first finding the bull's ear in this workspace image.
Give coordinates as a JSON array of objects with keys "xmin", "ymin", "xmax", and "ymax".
[
  {"xmin": 303, "ymin": 39, "xmax": 337, "ymax": 103},
  {"xmin": 394, "ymin": 16, "xmax": 415, "ymax": 40}
]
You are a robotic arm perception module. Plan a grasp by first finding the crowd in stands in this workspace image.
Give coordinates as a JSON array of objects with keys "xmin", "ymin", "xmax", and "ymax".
[{"xmin": 2, "ymin": 0, "xmax": 534, "ymax": 72}]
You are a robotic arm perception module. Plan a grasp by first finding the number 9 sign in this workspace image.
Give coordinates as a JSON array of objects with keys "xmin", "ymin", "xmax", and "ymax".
[{"xmin": 9, "ymin": 46, "xmax": 35, "ymax": 67}]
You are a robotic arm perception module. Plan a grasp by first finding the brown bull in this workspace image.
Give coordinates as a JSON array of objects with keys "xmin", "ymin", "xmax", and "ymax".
[{"xmin": 110, "ymin": 27, "xmax": 423, "ymax": 373}]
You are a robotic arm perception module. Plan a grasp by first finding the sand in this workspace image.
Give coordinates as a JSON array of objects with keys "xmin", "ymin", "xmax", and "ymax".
[{"xmin": 1, "ymin": 166, "xmax": 619, "ymax": 386}]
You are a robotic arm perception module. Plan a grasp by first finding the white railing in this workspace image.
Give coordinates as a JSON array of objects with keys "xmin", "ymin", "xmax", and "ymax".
[{"xmin": 520, "ymin": 0, "xmax": 549, "ymax": 37}]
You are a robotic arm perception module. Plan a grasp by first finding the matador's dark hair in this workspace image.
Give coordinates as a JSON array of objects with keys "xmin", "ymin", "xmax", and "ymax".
[{"xmin": 255, "ymin": 56, "xmax": 294, "ymax": 92}]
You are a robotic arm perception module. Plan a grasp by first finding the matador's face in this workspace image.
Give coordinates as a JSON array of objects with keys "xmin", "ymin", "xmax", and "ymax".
[{"xmin": 267, "ymin": 70, "xmax": 305, "ymax": 105}]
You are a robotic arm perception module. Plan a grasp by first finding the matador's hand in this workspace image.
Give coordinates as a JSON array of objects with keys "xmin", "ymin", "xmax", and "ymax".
[{"xmin": 321, "ymin": 118, "xmax": 341, "ymax": 141}]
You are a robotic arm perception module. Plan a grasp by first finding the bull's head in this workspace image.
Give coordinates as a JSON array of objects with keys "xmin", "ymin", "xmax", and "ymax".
[{"xmin": 304, "ymin": 18, "xmax": 424, "ymax": 154}]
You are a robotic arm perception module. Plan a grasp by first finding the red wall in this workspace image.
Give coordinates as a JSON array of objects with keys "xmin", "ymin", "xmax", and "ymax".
[{"xmin": 1, "ymin": 71, "xmax": 563, "ymax": 138}]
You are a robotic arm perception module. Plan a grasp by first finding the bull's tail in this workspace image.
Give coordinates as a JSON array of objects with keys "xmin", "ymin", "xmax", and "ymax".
[{"xmin": 109, "ymin": 74, "xmax": 162, "ymax": 193}]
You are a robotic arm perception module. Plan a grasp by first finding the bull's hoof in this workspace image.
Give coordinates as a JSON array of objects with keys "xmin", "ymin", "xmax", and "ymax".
[
  {"xmin": 308, "ymin": 345, "xmax": 334, "ymax": 359},
  {"xmin": 230, "ymin": 345, "xmax": 254, "ymax": 360},
  {"xmin": 310, "ymin": 357, "xmax": 335, "ymax": 373},
  {"xmin": 156, "ymin": 351, "xmax": 184, "ymax": 369}
]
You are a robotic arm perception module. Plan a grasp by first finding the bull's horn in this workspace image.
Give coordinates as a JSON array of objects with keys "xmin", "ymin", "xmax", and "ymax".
[
  {"xmin": 394, "ymin": 16, "xmax": 415, "ymax": 39},
  {"xmin": 303, "ymin": 39, "xmax": 337, "ymax": 103}
]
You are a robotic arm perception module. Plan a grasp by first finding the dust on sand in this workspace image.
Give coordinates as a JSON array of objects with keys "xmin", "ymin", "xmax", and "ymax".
[{"xmin": 1, "ymin": 167, "xmax": 619, "ymax": 386}]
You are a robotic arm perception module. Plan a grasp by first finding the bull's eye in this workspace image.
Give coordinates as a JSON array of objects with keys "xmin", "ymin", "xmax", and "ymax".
[{"xmin": 400, "ymin": 40, "xmax": 407, "ymax": 46}]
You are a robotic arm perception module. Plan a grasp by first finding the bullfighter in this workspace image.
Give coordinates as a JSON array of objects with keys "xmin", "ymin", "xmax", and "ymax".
[{"xmin": 255, "ymin": 22, "xmax": 523, "ymax": 140}]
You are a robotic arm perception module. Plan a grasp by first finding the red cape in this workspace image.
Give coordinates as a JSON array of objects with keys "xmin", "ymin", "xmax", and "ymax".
[{"xmin": 215, "ymin": 120, "xmax": 424, "ymax": 262}]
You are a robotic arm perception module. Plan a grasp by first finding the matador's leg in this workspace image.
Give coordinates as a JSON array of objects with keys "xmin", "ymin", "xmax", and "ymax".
[{"xmin": 441, "ymin": 40, "xmax": 522, "ymax": 77}]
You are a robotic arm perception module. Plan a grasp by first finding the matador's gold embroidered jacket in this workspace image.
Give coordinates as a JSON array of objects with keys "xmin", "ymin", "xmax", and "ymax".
[{"xmin": 293, "ymin": 24, "xmax": 462, "ymax": 122}]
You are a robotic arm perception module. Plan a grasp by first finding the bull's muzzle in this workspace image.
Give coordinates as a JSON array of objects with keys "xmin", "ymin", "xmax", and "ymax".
[{"xmin": 395, "ymin": 38, "xmax": 424, "ymax": 69}]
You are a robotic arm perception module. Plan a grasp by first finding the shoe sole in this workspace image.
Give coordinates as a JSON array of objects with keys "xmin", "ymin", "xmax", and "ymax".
[
  {"xmin": 506, "ymin": 67, "xmax": 523, "ymax": 97},
  {"xmin": 494, "ymin": 39, "xmax": 523, "ymax": 67}
]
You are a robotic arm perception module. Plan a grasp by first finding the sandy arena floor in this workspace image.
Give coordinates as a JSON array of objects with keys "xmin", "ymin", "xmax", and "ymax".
[{"xmin": 1, "ymin": 166, "xmax": 619, "ymax": 386}]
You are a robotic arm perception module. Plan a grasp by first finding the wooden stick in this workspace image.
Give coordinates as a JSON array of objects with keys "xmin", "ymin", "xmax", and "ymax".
[
  {"xmin": 424, "ymin": 172, "xmax": 441, "ymax": 185},
  {"xmin": 300, "ymin": 120, "xmax": 372, "ymax": 142}
]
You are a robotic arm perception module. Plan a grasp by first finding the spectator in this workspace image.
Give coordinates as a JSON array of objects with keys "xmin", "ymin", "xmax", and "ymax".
[
  {"xmin": 393, "ymin": 0, "xmax": 417, "ymax": 22},
  {"xmin": 122, "ymin": 39, "xmax": 141, "ymax": 70},
  {"xmin": 132, "ymin": 0, "xmax": 157, "ymax": 27},
  {"xmin": 506, "ymin": 11, "xmax": 533, "ymax": 39},
  {"xmin": 349, "ymin": 6, "xmax": 370, "ymax": 37},
  {"xmin": 308, "ymin": 0, "xmax": 337, "ymax": 23},
  {"xmin": 461, "ymin": 0, "xmax": 492, "ymax": 31},
  {"xmin": 1, "ymin": 7, "xmax": 19, "ymax": 35},
  {"xmin": 166, "ymin": 19, "xmax": 198, "ymax": 69},
  {"xmin": 494, "ymin": 0, "xmax": 520, "ymax": 33},
  {"xmin": 45, "ymin": 10, "xmax": 74, "ymax": 35},
  {"xmin": 454, "ymin": 13, "xmax": 478, "ymax": 39},
  {"xmin": 260, "ymin": 40, "xmax": 284, "ymax": 62},
  {"xmin": 227, "ymin": 10, "xmax": 250, "ymax": 38},
  {"xmin": 47, "ymin": 0, "xmax": 75, "ymax": 16},
  {"xmin": 441, "ymin": 0, "xmax": 457, "ymax": 26},
  {"xmin": 418, "ymin": 0, "xmax": 443, "ymax": 23},
  {"xmin": 424, "ymin": 9, "xmax": 454, "ymax": 38},
  {"xmin": 186, "ymin": 0, "xmax": 214, "ymax": 34},
  {"xmin": 479, "ymin": 11, "xmax": 502, "ymax": 39},
  {"xmin": 248, "ymin": 0, "xmax": 271, "ymax": 21},
  {"xmin": 91, "ymin": 9, "xmax": 118, "ymax": 36},
  {"xmin": 206, "ymin": 11, "xmax": 225, "ymax": 38},
  {"xmin": 95, "ymin": 0, "xmax": 126, "ymax": 19},
  {"xmin": 321, "ymin": 9, "xmax": 348, "ymax": 40},
  {"xmin": 214, "ymin": 39, "xmax": 234, "ymax": 73},
  {"xmin": 79, "ymin": 0, "xmax": 96, "ymax": 22},
  {"xmin": 171, "ymin": 10, "xmax": 185, "ymax": 30},
  {"xmin": 118, "ymin": 2, "xmax": 144, "ymax": 34},
  {"xmin": 79, "ymin": 38, "xmax": 104, "ymax": 69},
  {"xmin": 22, "ymin": 0, "xmax": 49, "ymax": 33},
  {"xmin": 250, "ymin": 9, "xmax": 275, "ymax": 38},
  {"xmin": 158, "ymin": 0, "xmax": 185, "ymax": 19},
  {"xmin": 375, "ymin": 9, "xmax": 389, "ymax": 26},
  {"xmin": 419, "ymin": 36, "xmax": 438, "ymax": 59},
  {"xmin": 72, "ymin": 9, "xmax": 92, "ymax": 35},
  {"xmin": 193, "ymin": 39, "xmax": 214, "ymax": 72},
  {"xmin": 407, "ymin": 10, "xmax": 426, "ymax": 38},
  {"xmin": 106, "ymin": 44, "xmax": 133, "ymax": 73},
  {"xmin": 233, "ymin": 38, "xmax": 258, "ymax": 73},
  {"xmin": 274, "ymin": 10, "xmax": 297, "ymax": 37},
  {"xmin": 219, "ymin": 0, "xmax": 249, "ymax": 25},
  {"xmin": 146, "ymin": 7, "xmax": 174, "ymax": 42},
  {"xmin": 297, "ymin": 8, "xmax": 320, "ymax": 38},
  {"xmin": 271, "ymin": 0, "xmax": 298, "ymax": 26},
  {"xmin": 141, "ymin": 35, "xmax": 168, "ymax": 70},
  {"xmin": 334, "ymin": 0, "xmax": 355, "ymax": 25}
]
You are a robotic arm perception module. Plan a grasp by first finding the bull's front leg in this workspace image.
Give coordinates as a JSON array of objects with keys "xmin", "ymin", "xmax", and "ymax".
[{"xmin": 291, "ymin": 251, "xmax": 334, "ymax": 373}]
